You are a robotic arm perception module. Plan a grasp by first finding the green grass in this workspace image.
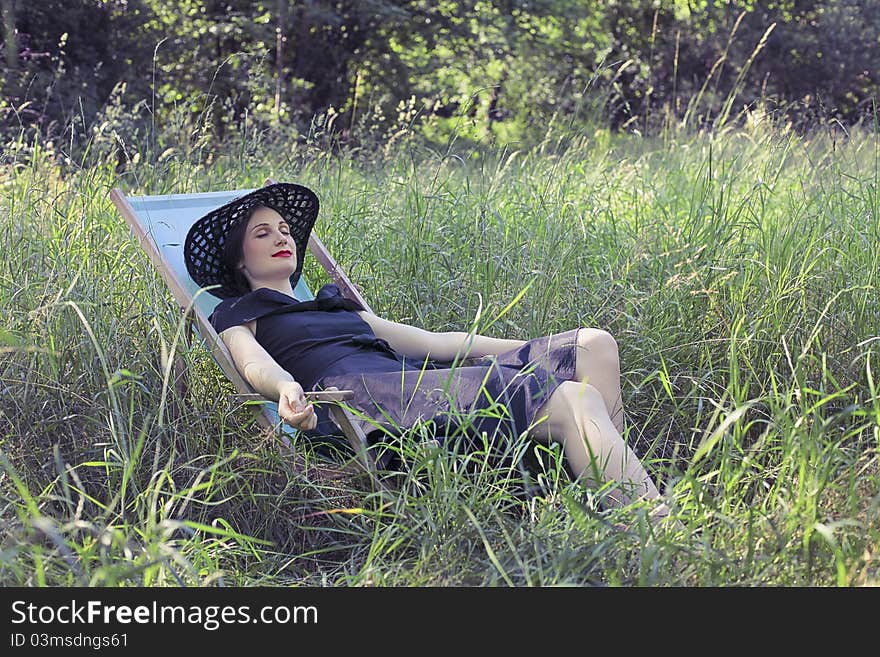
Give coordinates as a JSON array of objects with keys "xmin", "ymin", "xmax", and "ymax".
[{"xmin": 1, "ymin": 116, "xmax": 878, "ymax": 586}]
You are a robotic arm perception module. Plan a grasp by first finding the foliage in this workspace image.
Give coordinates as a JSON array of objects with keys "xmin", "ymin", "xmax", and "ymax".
[
  {"xmin": 1, "ymin": 0, "xmax": 878, "ymax": 156},
  {"xmin": 0, "ymin": 112, "xmax": 878, "ymax": 586}
]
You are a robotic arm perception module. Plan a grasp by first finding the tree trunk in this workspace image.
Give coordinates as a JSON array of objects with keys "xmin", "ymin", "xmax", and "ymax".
[
  {"xmin": 1, "ymin": 0, "xmax": 17, "ymax": 73},
  {"xmin": 274, "ymin": 0, "xmax": 287, "ymax": 120}
]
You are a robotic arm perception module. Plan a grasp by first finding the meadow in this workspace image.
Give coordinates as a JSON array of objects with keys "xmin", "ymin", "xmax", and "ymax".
[{"xmin": 1, "ymin": 116, "xmax": 878, "ymax": 586}]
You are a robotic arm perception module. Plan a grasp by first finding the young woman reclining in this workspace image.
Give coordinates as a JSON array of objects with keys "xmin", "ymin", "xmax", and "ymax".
[{"xmin": 184, "ymin": 182, "xmax": 669, "ymax": 518}]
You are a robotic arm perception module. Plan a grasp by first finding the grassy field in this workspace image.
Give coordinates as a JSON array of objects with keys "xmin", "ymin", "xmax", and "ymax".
[{"xmin": 1, "ymin": 117, "xmax": 878, "ymax": 586}]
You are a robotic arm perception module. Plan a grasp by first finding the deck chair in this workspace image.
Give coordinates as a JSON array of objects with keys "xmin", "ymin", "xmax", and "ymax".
[{"xmin": 109, "ymin": 182, "xmax": 377, "ymax": 471}]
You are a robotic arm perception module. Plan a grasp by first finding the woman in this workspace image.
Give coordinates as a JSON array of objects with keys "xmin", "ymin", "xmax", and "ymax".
[{"xmin": 184, "ymin": 182, "xmax": 668, "ymax": 516}]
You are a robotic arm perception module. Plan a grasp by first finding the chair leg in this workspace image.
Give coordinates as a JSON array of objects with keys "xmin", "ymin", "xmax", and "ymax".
[{"xmin": 326, "ymin": 405, "xmax": 378, "ymax": 475}]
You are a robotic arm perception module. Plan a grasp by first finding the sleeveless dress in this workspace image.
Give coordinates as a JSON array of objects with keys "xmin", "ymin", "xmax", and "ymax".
[{"xmin": 210, "ymin": 284, "xmax": 581, "ymax": 454}]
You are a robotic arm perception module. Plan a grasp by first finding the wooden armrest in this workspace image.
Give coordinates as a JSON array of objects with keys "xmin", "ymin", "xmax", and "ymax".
[
  {"xmin": 231, "ymin": 390, "xmax": 355, "ymax": 405},
  {"xmin": 305, "ymin": 390, "xmax": 355, "ymax": 402}
]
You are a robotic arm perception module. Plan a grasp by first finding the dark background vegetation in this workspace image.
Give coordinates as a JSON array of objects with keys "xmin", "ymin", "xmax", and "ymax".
[{"xmin": 1, "ymin": 0, "xmax": 878, "ymax": 157}]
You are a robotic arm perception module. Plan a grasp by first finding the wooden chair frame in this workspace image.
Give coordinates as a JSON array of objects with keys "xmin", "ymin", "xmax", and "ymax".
[{"xmin": 109, "ymin": 180, "xmax": 378, "ymax": 472}]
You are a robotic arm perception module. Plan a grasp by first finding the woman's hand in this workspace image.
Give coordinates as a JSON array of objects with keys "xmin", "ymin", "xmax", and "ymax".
[{"xmin": 277, "ymin": 380, "xmax": 317, "ymax": 431}]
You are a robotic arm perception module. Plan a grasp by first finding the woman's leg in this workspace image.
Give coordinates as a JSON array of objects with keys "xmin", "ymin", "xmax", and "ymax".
[
  {"xmin": 573, "ymin": 328, "xmax": 624, "ymax": 434},
  {"xmin": 531, "ymin": 381, "xmax": 665, "ymax": 513}
]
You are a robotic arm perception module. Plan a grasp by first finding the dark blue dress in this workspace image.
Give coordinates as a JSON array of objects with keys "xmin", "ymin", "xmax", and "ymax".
[{"xmin": 210, "ymin": 284, "xmax": 580, "ymax": 450}]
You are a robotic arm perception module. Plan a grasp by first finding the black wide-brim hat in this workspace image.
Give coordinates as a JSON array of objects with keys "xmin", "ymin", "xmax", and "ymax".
[{"xmin": 184, "ymin": 183, "xmax": 319, "ymax": 299}]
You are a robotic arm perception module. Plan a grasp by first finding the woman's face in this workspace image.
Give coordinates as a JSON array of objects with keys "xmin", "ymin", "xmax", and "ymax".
[{"xmin": 238, "ymin": 206, "xmax": 297, "ymax": 286}]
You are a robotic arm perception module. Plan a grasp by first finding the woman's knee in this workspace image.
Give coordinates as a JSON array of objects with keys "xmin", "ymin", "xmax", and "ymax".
[
  {"xmin": 576, "ymin": 327, "xmax": 618, "ymax": 360},
  {"xmin": 555, "ymin": 380, "xmax": 607, "ymax": 415},
  {"xmin": 531, "ymin": 381, "xmax": 609, "ymax": 443},
  {"xmin": 532, "ymin": 381, "xmax": 598, "ymax": 439}
]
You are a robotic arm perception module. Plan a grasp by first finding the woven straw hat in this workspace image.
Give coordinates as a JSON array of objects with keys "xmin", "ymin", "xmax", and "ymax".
[{"xmin": 184, "ymin": 183, "xmax": 319, "ymax": 299}]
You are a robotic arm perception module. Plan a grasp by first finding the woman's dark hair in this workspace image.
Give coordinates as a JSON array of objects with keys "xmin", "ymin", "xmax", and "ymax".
[{"xmin": 221, "ymin": 211, "xmax": 253, "ymax": 295}]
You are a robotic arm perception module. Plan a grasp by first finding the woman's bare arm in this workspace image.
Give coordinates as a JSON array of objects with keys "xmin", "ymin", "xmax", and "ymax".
[
  {"xmin": 358, "ymin": 312, "xmax": 525, "ymax": 362},
  {"xmin": 219, "ymin": 324, "xmax": 317, "ymax": 430},
  {"xmin": 221, "ymin": 324, "xmax": 294, "ymax": 399}
]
